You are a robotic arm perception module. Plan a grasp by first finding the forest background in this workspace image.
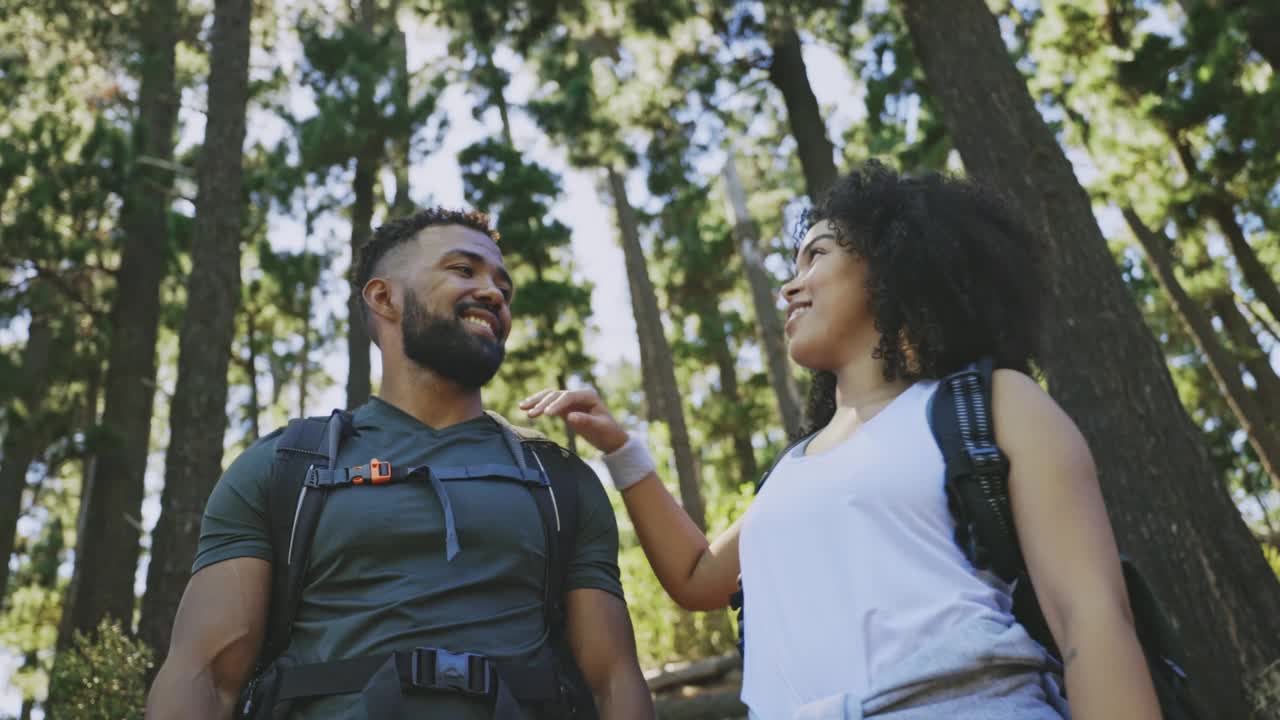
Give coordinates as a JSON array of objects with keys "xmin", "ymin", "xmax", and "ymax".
[{"xmin": 2, "ymin": 0, "xmax": 1280, "ymax": 717}]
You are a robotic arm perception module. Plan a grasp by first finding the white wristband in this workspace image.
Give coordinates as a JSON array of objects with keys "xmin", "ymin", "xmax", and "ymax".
[{"xmin": 602, "ymin": 435, "xmax": 657, "ymax": 492}]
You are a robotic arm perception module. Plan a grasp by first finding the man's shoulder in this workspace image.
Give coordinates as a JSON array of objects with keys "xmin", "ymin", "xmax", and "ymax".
[
  {"xmin": 223, "ymin": 426, "xmax": 286, "ymax": 481},
  {"xmin": 484, "ymin": 409, "xmax": 549, "ymax": 443}
]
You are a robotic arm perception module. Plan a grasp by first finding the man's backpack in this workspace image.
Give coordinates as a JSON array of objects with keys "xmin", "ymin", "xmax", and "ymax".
[
  {"xmin": 927, "ymin": 357, "xmax": 1203, "ymax": 719},
  {"xmin": 237, "ymin": 409, "xmax": 597, "ymax": 720},
  {"xmin": 731, "ymin": 359, "xmax": 1205, "ymax": 719}
]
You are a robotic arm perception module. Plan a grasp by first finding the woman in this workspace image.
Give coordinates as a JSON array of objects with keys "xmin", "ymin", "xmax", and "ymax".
[{"xmin": 521, "ymin": 162, "xmax": 1160, "ymax": 719}]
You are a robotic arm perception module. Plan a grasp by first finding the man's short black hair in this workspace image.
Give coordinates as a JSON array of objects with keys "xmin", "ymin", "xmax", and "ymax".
[{"xmin": 355, "ymin": 207, "xmax": 500, "ymax": 339}]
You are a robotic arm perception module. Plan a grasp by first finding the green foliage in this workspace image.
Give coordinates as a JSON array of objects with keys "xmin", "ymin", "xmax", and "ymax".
[{"xmin": 49, "ymin": 619, "xmax": 153, "ymax": 720}]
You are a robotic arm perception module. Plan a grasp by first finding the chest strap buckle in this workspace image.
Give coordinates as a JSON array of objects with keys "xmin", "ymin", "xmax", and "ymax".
[{"xmin": 408, "ymin": 647, "xmax": 492, "ymax": 696}]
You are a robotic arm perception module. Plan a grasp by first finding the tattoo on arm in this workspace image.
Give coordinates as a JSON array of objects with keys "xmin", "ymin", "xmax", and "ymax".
[{"xmin": 1063, "ymin": 647, "xmax": 1079, "ymax": 668}]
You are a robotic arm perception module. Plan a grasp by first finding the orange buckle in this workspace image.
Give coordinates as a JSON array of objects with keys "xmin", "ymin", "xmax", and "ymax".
[{"xmin": 369, "ymin": 458, "xmax": 392, "ymax": 484}]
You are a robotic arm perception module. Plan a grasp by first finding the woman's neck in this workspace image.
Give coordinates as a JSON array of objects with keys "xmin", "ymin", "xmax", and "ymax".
[{"xmin": 831, "ymin": 350, "xmax": 913, "ymax": 422}]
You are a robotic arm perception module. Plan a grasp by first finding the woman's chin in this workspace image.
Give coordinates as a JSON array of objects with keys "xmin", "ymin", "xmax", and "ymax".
[{"xmin": 787, "ymin": 340, "xmax": 833, "ymax": 372}]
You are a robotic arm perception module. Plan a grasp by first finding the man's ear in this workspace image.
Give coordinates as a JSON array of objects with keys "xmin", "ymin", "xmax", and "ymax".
[{"xmin": 362, "ymin": 277, "xmax": 398, "ymax": 327}]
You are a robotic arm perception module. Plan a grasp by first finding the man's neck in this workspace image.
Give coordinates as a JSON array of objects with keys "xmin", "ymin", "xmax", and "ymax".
[{"xmin": 377, "ymin": 360, "xmax": 485, "ymax": 430}]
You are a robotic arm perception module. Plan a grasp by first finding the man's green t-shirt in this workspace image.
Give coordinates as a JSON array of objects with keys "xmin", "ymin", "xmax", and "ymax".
[{"xmin": 193, "ymin": 397, "xmax": 624, "ymax": 718}]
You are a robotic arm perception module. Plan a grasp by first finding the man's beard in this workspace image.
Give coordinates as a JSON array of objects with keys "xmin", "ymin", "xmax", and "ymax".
[{"xmin": 401, "ymin": 289, "xmax": 505, "ymax": 389}]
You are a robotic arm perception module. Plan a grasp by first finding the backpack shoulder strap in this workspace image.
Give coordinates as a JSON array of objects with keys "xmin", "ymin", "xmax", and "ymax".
[
  {"xmin": 927, "ymin": 357, "xmax": 1024, "ymax": 581},
  {"xmin": 520, "ymin": 439, "xmax": 582, "ymax": 625},
  {"xmin": 754, "ymin": 433, "xmax": 814, "ymax": 493},
  {"xmin": 260, "ymin": 409, "xmax": 352, "ymax": 668}
]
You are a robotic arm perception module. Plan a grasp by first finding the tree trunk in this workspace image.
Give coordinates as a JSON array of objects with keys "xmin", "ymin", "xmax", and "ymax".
[
  {"xmin": 1209, "ymin": 200, "xmax": 1280, "ymax": 330},
  {"xmin": 246, "ymin": 309, "xmax": 262, "ymax": 439},
  {"xmin": 62, "ymin": 0, "xmax": 178, "ymax": 640},
  {"xmin": 346, "ymin": 149, "xmax": 376, "ymax": 408},
  {"xmin": 298, "ymin": 303, "xmax": 311, "ymax": 419},
  {"xmin": 0, "ymin": 308, "xmax": 54, "ymax": 599},
  {"xmin": 1165, "ymin": 134, "xmax": 1280, "ymax": 330},
  {"xmin": 345, "ymin": 0, "xmax": 378, "ymax": 409},
  {"xmin": 1213, "ymin": 294, "xmax": 1280, "ymax": 426},
  {"xmin": 1126, "ymin": 209, "xmax": 1280, "ymax": 489},
  {"xmin": 138, "ymin": 0, "xmax": 253, "ymax": 662},
  {"xmin": 766, "ymin": 15, "xmax": 838, "ymax": 200},
  {"xmin": 900, "ymin": 2, "xmax": 1280, "ymax": 714},
  {"xmin": 390, "ymin": 2, "xmax": 413, "ymax": 215},
  {"xmin": 607, "ymin": 166, "xmax": 707, "ymax": 530},
  {"xmin": 722, "ymin": 152, "xmax": 803, "ymax": 439},
  {"xmin": 706, "ymin": 308, "xmax": 759, "ymax": 486}
]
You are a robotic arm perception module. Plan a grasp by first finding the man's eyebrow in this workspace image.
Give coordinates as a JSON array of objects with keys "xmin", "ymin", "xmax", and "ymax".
[{"xmin": 440, "ymin": 249, "xmax": 513, "ymax": 288}]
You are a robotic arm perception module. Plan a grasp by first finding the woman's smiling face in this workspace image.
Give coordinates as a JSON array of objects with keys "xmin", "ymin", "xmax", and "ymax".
[{"xmin": 780, "ymin": 220, "xmax": 874, "ymax": 371}]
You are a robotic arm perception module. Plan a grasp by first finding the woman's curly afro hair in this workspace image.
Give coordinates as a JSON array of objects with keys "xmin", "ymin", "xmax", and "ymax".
[{"xmin": 797, "ymin": 160, "xmax": 1042, "ymax": 435}]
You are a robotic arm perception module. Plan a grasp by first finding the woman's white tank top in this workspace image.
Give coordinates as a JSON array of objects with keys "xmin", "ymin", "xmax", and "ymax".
[{"xmin": 738, "ymin": 380, "xmax": 1015, "ymax": 718}]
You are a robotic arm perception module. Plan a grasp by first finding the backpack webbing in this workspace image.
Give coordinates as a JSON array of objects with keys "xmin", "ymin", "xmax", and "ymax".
[
  {"xmin": 261, "ymin": 410, "xmax": 350, "ymax": 670},
  {"xmin": 251, "ymin": 411, "xmax": 591, "ymax": 716}
]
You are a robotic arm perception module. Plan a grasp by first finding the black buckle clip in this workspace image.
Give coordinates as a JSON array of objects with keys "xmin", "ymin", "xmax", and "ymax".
[
  {"xmin": 409, "ymin": 647, "xmax": 491, "ymax": 696},
  {"xmin": 965, "ymin": 445, "xmax": 1007, "ymax": 475}
]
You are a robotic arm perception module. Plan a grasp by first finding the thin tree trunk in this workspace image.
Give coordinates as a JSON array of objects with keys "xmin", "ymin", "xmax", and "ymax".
[
  {"xmin": 607, "ymin": 166, "xmax": 706, "ymax": 530},
  {"xmin": 1166, "ymin": 134, "xmax": 1280, "ymax": 330},
  {"xmin": 766, "ymin": 14, "xmax": 838, "ymax": 200},
  {"xmin": 0, "ymin": 309, "xmax": 54, "ymax": 600},
  {"xmin": 347, "ymin": 150, "xmax": 376, "ymax": 408},
  {"xmin": 1126, "ymin": 209, "xmax": 1280, "ymax": 488},
  {"xmin": 298, "ymin": 305, "xmax": 311, "ymax": 419},
  {"xmin": 246, "ymin": 309, "xmax": 262, "ymax": 439},
  {"xmin": 901, "ymin": 2, "xmax": 1280, "ymax": 714},
  {"xmin": 138, "ymin": 0, "xmax": 253, "ymax": 662},
  {"xmin": 722, "ymin": 152, "xmax": 803, "ymax": 439},
  {"xmin": 62, "ymin": 0, "xmax": 178, "ymax": 641},
  {"xmin": 390, "ymin": 0, "xmax": 412, "ymax": 215},
  {"xmin": 1209, "ymin": 200, "xmax": 1280, "ymax": 330},
  {"xmin": 705, "ymin": 308, "xmax": 759, "ymax": 486},
  {"xmin": 1213, "ymin": 294, "xmax": 1280, "ymax": 427},
  {"xmin": 345, "ymin": 0, "xmax": 378, "ymax": 409}
]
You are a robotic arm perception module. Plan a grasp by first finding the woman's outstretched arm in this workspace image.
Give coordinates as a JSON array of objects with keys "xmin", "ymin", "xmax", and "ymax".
[{"xmin": 522, "ymin": 387, "xmax": 743, "ymax": 611}]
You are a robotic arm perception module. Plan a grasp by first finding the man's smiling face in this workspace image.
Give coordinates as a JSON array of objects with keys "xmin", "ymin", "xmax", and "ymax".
[{"xmin": 393, "ymin": 224, "xmax": 515, "ymax": 388}]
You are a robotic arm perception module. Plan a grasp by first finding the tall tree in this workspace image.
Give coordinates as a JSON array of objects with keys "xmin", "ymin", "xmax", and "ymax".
[
  {"xmin": 138, "ymin": 0, "xmax": 254, "ymax": 660},
  {"xmin": 345, "ymin": 0, "xmax": 379, "ymax": 409},
  {"xmin": 1124, "ymin": 208, "xmax": 1280, "ymax": 489},
  {"xmin": 0, "ymin": 292, "xmax": 55, "ymax": 600},
  {"xmin": 764, "ymin": 13, "xmax": 838, "ymax": 199},
  {"xmin": 899, "ymin": 1, "xmax": 1280, "ymax": 714},
  {"xmin": 63, "ymin": 0, "xmax": 179, "ymax": 639},
  {"xmin": 722, "ymin": 150, "xmax": 803, "ymax": 439},
  {"xmin": 608, "ymin": 167, "xmax": 707, "ymax": 530},
  {"xmin": 701, "ymin": 2, "xmax": 840, "ymax": 200}
]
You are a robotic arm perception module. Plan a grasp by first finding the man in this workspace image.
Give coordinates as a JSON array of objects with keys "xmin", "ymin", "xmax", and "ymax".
[{"xmin": 147, "ymin": 208, "xmax": 653, "ymax": 719}]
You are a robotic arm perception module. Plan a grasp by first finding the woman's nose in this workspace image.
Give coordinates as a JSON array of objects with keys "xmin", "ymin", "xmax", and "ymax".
[{"xmin": 780, "ymin": 276, "xmax": 801, "ymax": 305}]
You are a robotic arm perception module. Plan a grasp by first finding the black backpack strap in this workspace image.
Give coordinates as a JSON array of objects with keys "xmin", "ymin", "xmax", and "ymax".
[
  {"xmin": 927, "ymin": 357, "xmax": 1025, "ymax": 581},
  {"xmin": 262, "ymin": 409, "xmax": 353, "ymax": 668},
  {"xmin": 521, "ymin": 440, "xmax": 581, "ymax": 629}
]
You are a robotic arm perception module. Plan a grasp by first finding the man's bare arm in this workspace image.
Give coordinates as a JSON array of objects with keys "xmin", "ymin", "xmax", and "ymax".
[
  {"xmin": 146, "ymin": 557, "xmax": 271, "ymax": 720},
  {"xmin": 565, "ymin": 588, "xmax": 654, "ymax": 719}
]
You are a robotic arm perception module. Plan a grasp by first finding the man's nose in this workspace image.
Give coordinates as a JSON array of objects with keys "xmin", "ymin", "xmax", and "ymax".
[{"xmin": 473, "ymin": 280, "xmax": 504, "ymax": 307}]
